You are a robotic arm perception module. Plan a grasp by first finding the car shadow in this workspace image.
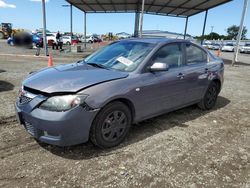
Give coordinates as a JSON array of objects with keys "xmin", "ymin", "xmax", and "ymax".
[
  {"xmin": 0, "ymin": 69, "xmax": 6, "ymax": 73},
  {"xmin": 223, "ymin": 59, "xmax": 250, "ymax": 67},
  {"xmin": 0, "ymin": 81, "xmax": 14, "ymax": 92},
  {"xmin": 39, "ymin": 96, "xmax": 230, "ymax": 160}
]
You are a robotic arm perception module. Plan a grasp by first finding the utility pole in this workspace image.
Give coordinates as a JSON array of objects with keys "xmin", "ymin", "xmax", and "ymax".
[
  {"xmin": 84, "ymin": 12, "xmax": 87, "ymax": 49},
  {"xmin": 139, "ymin": 0, "xmax": 145, "ymax": 38},
  {"xmin": 232, "ymin": 0, "xmax": 249, "ymax": 66},
  {"xmin": 201, "ymin": 10, "xmax": 208, "ymax": 44},
  {"xmin": 211, "ymin": 26, "xmax": 214, "ymax": 40},
  {"xmin": 211, "ymin": 26, "xmax": 214, "ymax": 33},
  {"xmin": 62, "ymin": 4, "xmax": 73, "ymax": 39},
  {"xmin": 42, "ymin": 0, "xmax": 48, "ymax": 56},
  {"xmin": 70, "ymin": 4, "xmax": 73, "ymax": 38}
]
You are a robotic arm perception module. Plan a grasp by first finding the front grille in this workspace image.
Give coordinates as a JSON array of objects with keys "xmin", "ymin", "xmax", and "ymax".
[
  {"xmin": 19, "ymin": 95, "xmax": 32, "ymax": 105},
  {"xmin": 25, "ymin": 121, "xmax": 35, "ymax": 136}
]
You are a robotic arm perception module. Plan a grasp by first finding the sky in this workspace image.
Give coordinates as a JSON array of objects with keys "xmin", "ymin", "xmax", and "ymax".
[{"xmin": 0, "ymin": 0, "xmax": 249, "ymax": 38}]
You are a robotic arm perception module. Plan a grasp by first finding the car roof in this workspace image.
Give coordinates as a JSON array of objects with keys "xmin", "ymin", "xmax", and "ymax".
[{"xmin": 121, "ymin": 37, "xmax": 190, "ymax": 44}]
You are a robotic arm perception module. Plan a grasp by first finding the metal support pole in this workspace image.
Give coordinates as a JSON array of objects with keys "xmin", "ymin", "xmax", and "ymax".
[
  {"xmin": 139, "ymin": 0, "xmax": 145, "ymax": 38},
  {"xmin": 70, "ymin": 4, "xmax": 73, "ymax": 38},
  {"xmin": 232, "ymin": 0, "xmax": 249, "ymax": 66},
  {"xmin": 84, "ymin": 12, "xmax": 87, "ymax": 49},
  {"xmin": 41, "ymin": 0, "xmax": 48, "ymax": 56},
  {"xmin": 201, "ymin": 10, "xmax": 208, "ymax": 44},
  {"xmin": 184, "ymin": 17, "xmax": 188, "ymax": 39},
  {"xmin": 134, "ymin": 12, "xmax": 140, "ymax": 37}
]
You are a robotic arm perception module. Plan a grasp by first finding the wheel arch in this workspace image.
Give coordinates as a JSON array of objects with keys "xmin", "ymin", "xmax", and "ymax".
[
  {"xmin": 101, "ymin": 98, "xmax": 136, "ymax": 123},
  {"xmin": 212, "ymin": 78, "xmax": 221, "ymax": 92}
]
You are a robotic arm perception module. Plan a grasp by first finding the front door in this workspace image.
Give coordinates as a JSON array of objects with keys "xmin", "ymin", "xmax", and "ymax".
[{"xmin": 134, "ymin": 43, "xmax": 190, "ymax": 120}]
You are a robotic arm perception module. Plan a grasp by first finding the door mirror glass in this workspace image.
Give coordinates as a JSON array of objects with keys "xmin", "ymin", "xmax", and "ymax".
[{"xmin": 149, "ymin": 62, "xmax": 169, "ymax": 72}]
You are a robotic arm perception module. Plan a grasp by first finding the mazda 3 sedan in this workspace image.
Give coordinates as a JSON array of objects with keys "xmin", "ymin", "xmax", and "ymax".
[{"xmin": 15, "ymin": 38, "xmax": 224, "ymax": 148}]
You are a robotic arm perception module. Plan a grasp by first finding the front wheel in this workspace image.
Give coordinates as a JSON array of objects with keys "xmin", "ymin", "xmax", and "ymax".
[
  {"xmin": 198, "ymin": 82, "xmax": 219, "ymax": 110},
  {"xmin": 90, "ymin": 102, "xmax": 132, "ymax": 148}
]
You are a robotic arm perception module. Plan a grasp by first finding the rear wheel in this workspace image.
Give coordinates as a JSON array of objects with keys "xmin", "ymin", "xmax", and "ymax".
[
  {"xmin": 90, "ymin": 102, "xmax": 132, "ymax": 148},
  {"xmin": 198, "ymin": 82, "xmax": 219, "ymax": 110},
  {"xmin": 66, "ymin": 41, "xmax": 71, "ymax": 45}
]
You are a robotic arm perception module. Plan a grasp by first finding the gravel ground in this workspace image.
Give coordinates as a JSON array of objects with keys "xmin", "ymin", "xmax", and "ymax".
[{"xmin": 0, "ymin": 45, "xmax": 249, "ymax": 188}]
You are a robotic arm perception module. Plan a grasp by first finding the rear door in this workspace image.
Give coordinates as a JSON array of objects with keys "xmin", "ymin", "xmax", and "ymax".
[{"xmin": 182, "ymin": 43, "xmax": 210, "ymax": 102}]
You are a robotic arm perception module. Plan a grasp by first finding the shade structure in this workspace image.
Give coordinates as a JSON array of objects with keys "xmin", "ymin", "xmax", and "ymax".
[{"xmin": 66, "ymin": 0, "xmax": 232, "ymax": 17}]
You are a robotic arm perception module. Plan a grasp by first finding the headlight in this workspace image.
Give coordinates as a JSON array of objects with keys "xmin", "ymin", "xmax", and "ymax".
[{"xmin": 39, "ymin": 94, "xmax": 88, "ymax": 112}]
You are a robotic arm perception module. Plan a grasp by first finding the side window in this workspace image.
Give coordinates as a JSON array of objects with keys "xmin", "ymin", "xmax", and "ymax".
[
  {"xmin": 186, "ymin": 43, "xmax": 207, "ymax": 64},
  {"xmin": 152, "ymin": 43, "xmax": 183, "ymax": 69}
]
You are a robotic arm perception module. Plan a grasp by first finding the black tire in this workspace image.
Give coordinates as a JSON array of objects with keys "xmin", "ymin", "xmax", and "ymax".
[
  {"xmin": 198, "ymin": 82, "xmax": 219, "ymax": 110},
  {"xmin": 90, "ymin": 101, "xmax": 132, "ymax": 148},
  {"xmin": 66, "ymin": 41, "xmax": 71, "ymax": 45}
]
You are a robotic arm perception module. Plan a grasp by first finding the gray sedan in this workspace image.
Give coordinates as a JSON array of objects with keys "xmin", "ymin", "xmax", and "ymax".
[{"xmin": 15, "ymin": 38, "xmax": 224, "ymax": 148}]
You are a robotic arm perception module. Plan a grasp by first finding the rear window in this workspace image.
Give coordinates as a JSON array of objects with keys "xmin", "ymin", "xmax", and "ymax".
[{"xmin": 186, "ymin": 44, "xmax": 207, "ymax": 64}]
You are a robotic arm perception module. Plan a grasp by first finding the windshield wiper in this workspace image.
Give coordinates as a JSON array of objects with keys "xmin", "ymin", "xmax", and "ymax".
[{"xmin": 87, "ymin": 63, "xmax": 108, "ymax": 69}]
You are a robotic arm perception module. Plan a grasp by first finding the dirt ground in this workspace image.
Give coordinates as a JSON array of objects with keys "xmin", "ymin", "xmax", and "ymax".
[{"xmin": 0, "ymin": 47, "xmax": 249, "ymax": 187}]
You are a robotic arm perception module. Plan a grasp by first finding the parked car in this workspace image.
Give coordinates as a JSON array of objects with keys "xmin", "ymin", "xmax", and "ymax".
[
  {"xmin": 93, "ymin": 36, "xmax": 102, "ymax": 43},
  {"xmin": 80, "ymin": 35, "xmax": 94, "ymax": 43},
  {"xmin": 210, "ymin": 43, "xmax": 221, "ymax": 50},
  {"xmin": 116, "ymin": 32, "xmax": 131, "ymax": 39},
  {"xmin": 37, "ymin": 32, "xmax": 57, "ymax": 44},
  {"xmin": 15, "ymin": 38, "xmax": 224, "ymax": 148},
  {"xmin": 32, "ymin": 34, "xmax": 43, "ymax": 48},
  {"xmin": 221, "ymin": 43, "xmax": 235, "ymax": 52},
  {"xmin": 7, "ymin": 33, "xmax": 43, "ymax": 48},
  {"xmin": 202, "ymin": 42, "xmax": 212, "ymax": 49},
  {"xmin": 240, "ymin": 43, "xmax": 250, "ymax": 53},
  {"xmin": 80, "ymin": 35, "xmax": 102, "ymax": 43},
  {"xmin": 62, "ymin": 35, "xmax": 79, "ymax": 45}
]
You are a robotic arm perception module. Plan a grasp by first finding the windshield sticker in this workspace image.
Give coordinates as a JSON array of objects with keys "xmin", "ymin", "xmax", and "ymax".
[{"xmin": 117, "ymin": 56, "xmax": 134, "ymax": 66}]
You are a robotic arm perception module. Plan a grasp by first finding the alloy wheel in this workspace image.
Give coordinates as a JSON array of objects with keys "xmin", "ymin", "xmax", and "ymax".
[{"xmin": 101, "ymin": 110, "xmax": 127, "ymax": 142}]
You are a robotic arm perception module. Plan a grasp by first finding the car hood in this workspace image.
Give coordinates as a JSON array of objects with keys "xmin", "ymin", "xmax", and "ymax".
[{"xmin": 23, "ymin": 63, "xmax": 128, "ymax": 94}]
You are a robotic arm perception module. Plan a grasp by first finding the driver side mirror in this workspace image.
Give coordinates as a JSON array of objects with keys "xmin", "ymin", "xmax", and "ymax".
[{"xmin": 149, "ymin": 62, "xmax": 168, "ymax": 72}]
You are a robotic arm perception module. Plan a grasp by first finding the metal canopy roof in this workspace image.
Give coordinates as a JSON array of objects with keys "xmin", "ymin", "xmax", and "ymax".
[{"xmin": 66, "ymin": 0, "xmax": 232, "ymax": 17}]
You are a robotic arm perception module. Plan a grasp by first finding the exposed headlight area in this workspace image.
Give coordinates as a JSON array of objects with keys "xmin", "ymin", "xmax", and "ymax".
[{"xmin": 39, "ymin": 94, "xmax": 88, "ymax": 112}]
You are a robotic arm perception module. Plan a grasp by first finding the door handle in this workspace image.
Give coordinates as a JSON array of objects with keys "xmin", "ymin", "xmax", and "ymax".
[{"xmin": 177, "ymin": 73, "xmax": 185, "ymax": 79}]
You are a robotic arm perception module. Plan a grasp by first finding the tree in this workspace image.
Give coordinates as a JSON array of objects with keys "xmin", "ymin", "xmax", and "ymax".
[
  {"xmin": 208, "ymin": 32, "xmax": 220, "ymax": 40},
  {"xmin": 226, "ymin": 25, "xmax": 247, "ymax": 40},
  {"xmin": 194, "ymin": 32, "xmax": 221, "ymax": 41}
]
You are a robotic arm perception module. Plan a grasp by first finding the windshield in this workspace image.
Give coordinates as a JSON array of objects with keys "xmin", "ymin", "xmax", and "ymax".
[
  {"xmin": 226, "ymin": 43, "xmax": 233, "ymax": 46},
  {"xmin": 85, "ymin": 41, "xmax": 155, "ymax": 72}
]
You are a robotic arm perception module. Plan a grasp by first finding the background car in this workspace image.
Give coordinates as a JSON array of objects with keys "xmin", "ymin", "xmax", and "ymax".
[
  {"xmin": 211, "ymin": 43, "xmax": 221, "ymax": 50},
  {"xmin": 32, "ymin": 34, "xmax": 43, "ymax": 48},
  {"xmin": 202, "ymin": 41, "xmax": 213, "ymax": 49},
  {"xmin": 80, "ymin": 34, "xmax": 102, "ymax": 43},
  {"xmin": 37, "ymin": 32, "xmax": 57, "ymax": 44},
  {"xmin": 221, "ymin": 43, "xmax": 235, "ymax": 52},
  {"xmin": 116, "ymin": 32, "xmax": 131, "ymax": 39},
  {"xmin": 240, "ymin": 43, "xmax": 250, "ymax": 53},
  {"xmin": 62, "ymin": 35, "xmax": 79, "ymax": 45},
  {"xmin": 7, "ymin": 33, "xmax": 43, "ymax": 48}
]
